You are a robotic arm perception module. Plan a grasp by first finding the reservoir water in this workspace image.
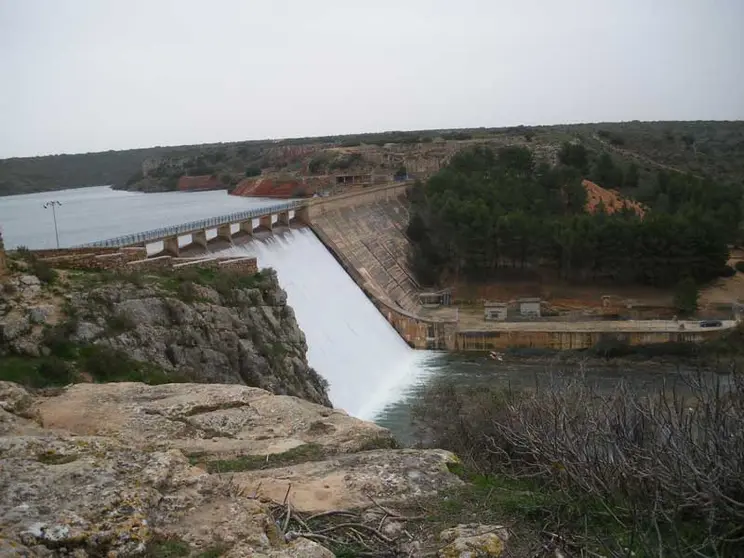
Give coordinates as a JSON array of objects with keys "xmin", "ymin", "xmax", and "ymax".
[
  {"xmin": 0, "ymin": 186, "xmax": 283, "ymax": 250},
  {"xmin": 1, "ymin": 186, "xmax": 691, "ymax": 438}
]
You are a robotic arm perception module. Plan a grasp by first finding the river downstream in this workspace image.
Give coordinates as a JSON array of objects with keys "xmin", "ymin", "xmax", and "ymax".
[{"xmin": 373, "ymin": 353, "xmax": 706, "ymax": 444}]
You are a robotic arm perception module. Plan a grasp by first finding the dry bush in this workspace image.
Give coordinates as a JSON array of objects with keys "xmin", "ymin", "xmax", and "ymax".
[{"xmin": 413, "ymin": 370, "xmax": 744, "ymax": 557}]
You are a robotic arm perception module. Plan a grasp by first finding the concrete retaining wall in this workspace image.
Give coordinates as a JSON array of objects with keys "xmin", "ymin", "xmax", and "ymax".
[
  {"xmin": 308, "ymin": 182, "xmax": 411, "ymax": 219},
  {"xmin": 455, "ymin": 329, "xmax": 723, "ymax": 351}
]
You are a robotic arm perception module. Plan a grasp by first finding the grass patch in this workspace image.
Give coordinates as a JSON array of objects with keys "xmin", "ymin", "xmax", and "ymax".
[
  {"xmin": 199, "ymin": 443, "xmax": 326, "ymax": 473},
  {"xmin": 356, "ymin": 435, "xmax": 398, "ymax": 451},
  {"xmin": 145, "ymin": 537, "xmax": 190, "ymax": 558},
  {"xmin": 36, "ymin": 450, "xmax": 79, "ymax": 465},
  {"xmin": 195, "ymin": 544, "xmax": 230, "ymax": 558}
]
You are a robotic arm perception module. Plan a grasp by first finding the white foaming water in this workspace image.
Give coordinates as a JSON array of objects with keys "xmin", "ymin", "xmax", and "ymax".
[{"xmin": 216, "ymin": 228, "xmax": 436, "ymax": 419}]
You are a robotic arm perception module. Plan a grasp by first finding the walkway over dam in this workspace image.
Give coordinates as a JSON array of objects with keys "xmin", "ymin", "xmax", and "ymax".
[{"xmin": 79, "ymin": 200, "xmax": 310, "ymax": 256}]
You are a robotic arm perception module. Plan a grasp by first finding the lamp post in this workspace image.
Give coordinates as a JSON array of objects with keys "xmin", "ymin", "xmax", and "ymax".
[{"xmin": 43, "ymin": 201, "xmax": 62, "ymax": 248}]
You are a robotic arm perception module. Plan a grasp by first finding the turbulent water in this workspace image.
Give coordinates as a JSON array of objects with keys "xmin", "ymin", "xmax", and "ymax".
[
  {"xmin": 215, "ymin": 228, "xmax": 437, "ymax": 418},
  {"xmin": 2, "ymin": 186, "xmax": 691, "ymax": 433}
]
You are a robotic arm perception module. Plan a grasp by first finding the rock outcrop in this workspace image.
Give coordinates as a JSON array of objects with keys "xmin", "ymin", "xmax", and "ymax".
[
  {"xmin": 0, "ymin": 381, "xmax": 466, "ymax": 557},
  {"xmin": 0, "ymin": 267, "xmax": 331, "ymax": 407}
]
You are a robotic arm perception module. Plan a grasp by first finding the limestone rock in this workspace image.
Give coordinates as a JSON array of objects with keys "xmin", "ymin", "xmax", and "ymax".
[
  {"xmin": 15, "ymin": 275, "xmax": 42, "ymax": 299},
  {"xmin": 0, "ymin": 381, "xmax": 35, "ymax": 416},
  {"xmin": 18, "ymin": 275, "xmax": 41, "ymax": 287},
  {"xmin": 66, "ymin": 273, "xmax": 330, "ymax": 406},
  {"xmin": 72, "ymin": 321, "xmax": 104, "ymax": 342},
  {"xmin": 35, "ymin": 382, "xmax": 394, "ymax": 459},
  {"xmin": 27, "ymin": 304, "xmax": 55, "ymax": 325},
  {"xmin": 0, "ymin": 310, "xmax": 31, "ymax": 342},
  {"xmin": 438, "ymin": 524, "xmax": 509, "ymax": 558},
  {"xmin": 230, "ymin": 448, "xmax": 463, "ymax": 513},
  {"xmin": 0, "ymin": 381, "xmax": 468, "ymax": 557}
]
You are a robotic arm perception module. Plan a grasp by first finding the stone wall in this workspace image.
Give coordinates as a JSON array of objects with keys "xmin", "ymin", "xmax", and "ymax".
[
  {"xmin": 33, "ymin": 246, "xmax": 257, "ymax": 278},
  {"xmin": 126, "ymin": 255, "xmax": 174, "ymax": 271},
  {"xmin": 41, "ymin": 249, "xmax": 147, "ymax": 271},
  {"xmin": 172, "ymin": 258, "xmax": 220, "ymax": 271},
  {"xmin": 31, "ymin": 247, "xmax": 124, "ymax": 259},
  {"xmin": 219, "ymin": 257, "xmax": 258, "ymax": 275}
]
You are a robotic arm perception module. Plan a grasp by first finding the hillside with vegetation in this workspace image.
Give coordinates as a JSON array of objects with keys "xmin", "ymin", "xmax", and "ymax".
[
  {"xmin": 1, "ymin": 121, "xmax": 742, "ymax": 196},
  {"xmin": 407, "ymin": 143, "xmax": 739, "ymax": 290}
]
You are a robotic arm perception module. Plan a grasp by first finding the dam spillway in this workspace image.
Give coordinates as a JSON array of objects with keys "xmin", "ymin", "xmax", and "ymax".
[{"xmin": 215, "ymin": 228, "xmax": 434, "ymax": 419}]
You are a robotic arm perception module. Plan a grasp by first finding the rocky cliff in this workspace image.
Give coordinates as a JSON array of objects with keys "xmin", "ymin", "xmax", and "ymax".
[
  {"xmin": 0, "ymin": 381, "xmax": 501, "ymax": 557},
  {"xmin": 0, "ymin": 263, "xmax": 330, "ymax": 407}
]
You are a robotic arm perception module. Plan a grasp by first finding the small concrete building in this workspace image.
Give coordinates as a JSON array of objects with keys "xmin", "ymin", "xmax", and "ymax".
[
  {"xmin": 419, "ymin": 289, "xmax": 452, "ymax": 308},
  {"xmin": 484, "ymin": 302, "xmax": 508, "ymax": 321},
  {"xmin": 518, "ymin": 297, "xmax": 541, "ymax": 318}
]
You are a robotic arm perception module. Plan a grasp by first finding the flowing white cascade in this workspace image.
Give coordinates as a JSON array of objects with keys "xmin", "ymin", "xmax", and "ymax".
[{"xmin": 215, "ymin": 228, "xmax": 434, "ymax": 419}]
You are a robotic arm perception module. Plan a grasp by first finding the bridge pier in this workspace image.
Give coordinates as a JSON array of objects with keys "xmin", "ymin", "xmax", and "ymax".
[
  {"xmin": 293, "ymin": 206, "xmax": 310, "ymax": 225},
  {"xmin": 239, "ymin": 220, "xmax": 254, "ymax": 237},
  {"xmin": 277, "ymin": 211, "xmax": 290, "ymax": 227},
  {"xmin": 217, "ymin": 224, "xmax": 232, "ymax": 242},
  {"xmin": 258, "ymin": 215, "xmax": 273, "ymax": 232},
  {"xmin": 192, "ymin": 230, "xmax": 208, "ymax": 249},
  {"xmin": 163, "ymin": 236, "xmax": 180, "ymax": 257}
]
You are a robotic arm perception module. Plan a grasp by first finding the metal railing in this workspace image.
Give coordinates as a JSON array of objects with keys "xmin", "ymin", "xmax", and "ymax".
[{"xmin": 78, "ymin": 200, "xmax": 307, "ymax": 248}]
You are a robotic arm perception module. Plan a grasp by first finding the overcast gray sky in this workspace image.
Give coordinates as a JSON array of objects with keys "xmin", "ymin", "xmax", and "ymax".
[{"xmin": 1, "ymin": 0, "xmax": 742, "ymax": 158}]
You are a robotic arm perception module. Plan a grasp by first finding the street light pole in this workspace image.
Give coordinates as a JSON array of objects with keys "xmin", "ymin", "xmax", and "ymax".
[{"xmin": 43, "ymin": 201, "xmax": 62, "ymax": 248}]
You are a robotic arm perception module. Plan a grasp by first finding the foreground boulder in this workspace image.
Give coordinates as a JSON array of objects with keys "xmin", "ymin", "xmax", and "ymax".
[{"xmin": 0, "ymin": 381, "xmax": 465, "ymax": 556}]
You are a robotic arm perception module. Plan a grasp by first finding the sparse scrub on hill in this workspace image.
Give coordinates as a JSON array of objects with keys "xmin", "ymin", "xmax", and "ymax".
[{"xmin": 413, "ymin": 372, "xmax": 744, "ymax": 557}]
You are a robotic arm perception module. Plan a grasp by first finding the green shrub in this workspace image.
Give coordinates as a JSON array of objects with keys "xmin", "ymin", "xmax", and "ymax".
[
  {"xmin": 43, "ymin": 318, "xmax": 80, "ymax": 359},
  {"xmin": 720, "ymin": 264, "xmax": 737, "ymax": 277},
  {"xmin": 0, "ymin": 356, "xmax": 75, "ymax": 387},
  {"xmin": 14, "ymin": 246, "xmax": 33, "ymax": 260},
  {"xmin": 31, "ymin": 260, "xmax": 57, "ymax": 284},
  {"xmin": 177, "ymin": 280, "xmax": 198, "ymax": 302},
  {"xmin": 106, "ymin": 313, "xmax": 136, "ymax": 334}
]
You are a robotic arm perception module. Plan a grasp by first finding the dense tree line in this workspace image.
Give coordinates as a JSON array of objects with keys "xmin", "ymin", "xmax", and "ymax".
[{"xmin": 407, "ymin": 145, "xmax": 737, "ymax": 287}]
